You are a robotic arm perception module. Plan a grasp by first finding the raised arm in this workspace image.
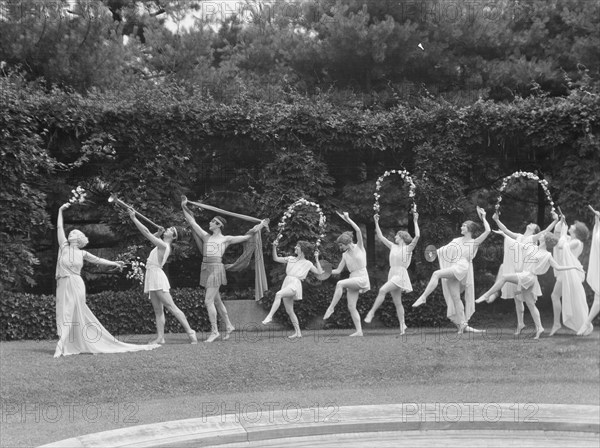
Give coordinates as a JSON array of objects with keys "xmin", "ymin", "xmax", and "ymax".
[
  {"xmin": 339, "ymin": 212, "xmax": 364, "ymax": 249},
  {"xmin": 407, "ymin": 212, "xmax": 421, "ymax": 252},
  {"xmin": 181, "ymin": 195, "xmax": 209, "ymax": 239},
  {"xmin": 129, "ymin": 210, "xmax": 167, "ymax": 249},
  {"xmin": 227, "ymin": 219, "xmax": 269, "ymax": 245},
  {"xmin": 473, "ymin": 207, "xmax": 491, "ymax": 245},
  {"xmin": 310, "ymin": 251, "xmax": 324, "ymax": 275},
  {"xmin": 57, "ymin": 203, "xmax": 70, "ymax": 245},
  {"xmin": 531, "ymin": 211, "xmax": 559, "ymax": 242},
  {"xmin": 272, "ymin": 242, "xmax": 287, "ymax": 264},
  {"xmin": 374, "ymin": 215, "xmax": 393, "ymax": 249},
  {"xmin": 492, "ymin": 212, "xmax": 519, "ymax": 240}
]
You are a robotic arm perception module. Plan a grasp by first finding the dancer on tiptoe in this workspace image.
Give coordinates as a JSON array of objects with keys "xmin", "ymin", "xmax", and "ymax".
[
  {"xmin": 477, "ymin": 211, "xmax": 559, "ymax": 335},
  {"xmin": 364, "ymin": 212, "xmax": 420, "ymax": 334},
  {"xmin": 128, "ymin": 209, "xmax": 197, "ymax": 345},
  {"xmin": 478, "ymin": 231, "xmax": 584, "ymax": 339},
  {"xmin": 323, "ymin": 212, "xmax": 370, "ymax": 337},
  {"xmin": 577, "ymin": 206, "xmax": 599, "ymax": 336},
  {"xmin": 549, "ymin": 214, "xmax": 590, "ymax": 336},
  {"xmin": 262, "ymin": 241, "xmax": 324, "ymax": 339},
  {"xmin": 412, "ymin": 207, "xmax": 490, "ymax": 334}
]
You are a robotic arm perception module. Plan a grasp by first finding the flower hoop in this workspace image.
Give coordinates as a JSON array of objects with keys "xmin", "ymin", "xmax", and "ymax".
[
  {"xmin": 373, "ymin": 169, "xmax": 417, "ymax": 220},
  {"xmin": 495, "ymin": 171, "xmax": 555, "ymax": 214},
  {"xmin": 274, "ymin": 198, "xmax": 326, "ymax": 252},
  {"xmin": 68, "ymin": 186, "xmax": 87, "ymax": 205}
]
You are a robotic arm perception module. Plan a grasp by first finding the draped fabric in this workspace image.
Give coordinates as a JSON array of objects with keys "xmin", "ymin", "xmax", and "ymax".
[
  {"xmin": 588, "ymin": 216, "xmax": 600, "ymax": 296},
  {"xmin": 437, "ymin": 238, "xmax": 475, "ymax": 325}
]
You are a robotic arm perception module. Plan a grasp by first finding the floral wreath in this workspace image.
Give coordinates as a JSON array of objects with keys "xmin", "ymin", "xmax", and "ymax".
[
  {"xmin": 68, "ymin": 186, "xmax": 87, "ymax": 205},
  {"xmin": 373, "ymin": 169, "xmax": 417, "ymax": 219},
  {"xmin": 116, "ymin": 249, "xmax": 146, "ymax": 285},
  {"xmin": 495, "ymin": 171, "xmax": 555, "ymax": 214},
  {"xmin": 274, "ymin": 198, "xmax": 326, "ymax": 253}
]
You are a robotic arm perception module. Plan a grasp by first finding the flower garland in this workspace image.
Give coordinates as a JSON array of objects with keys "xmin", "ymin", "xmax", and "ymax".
[
  {"xmin": 126, "ymin": 258, "xmax": 146, "ymax": 285},
  {"xmin": 68, "ymin": 186, "xmax": 87, "ymax": 205},
  {"xmin": 274, "ymin": 198, "xmax": 326, "ymax": 253},
  {"xmin": 373, "ymin": 169, "xmax": 417, "ymax": 219},
  {"xmin": 495, "ymin": 171, "xmax": 555, "ymax": 213}
]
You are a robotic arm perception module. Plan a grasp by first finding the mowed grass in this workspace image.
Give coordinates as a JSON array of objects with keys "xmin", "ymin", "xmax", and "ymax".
[{"xmin": 1, "ymin": 326, "xmax": 599, "ymax": 447}]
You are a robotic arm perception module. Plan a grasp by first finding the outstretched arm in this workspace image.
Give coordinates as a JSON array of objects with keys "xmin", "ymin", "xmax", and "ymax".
[
  {"xmin": 331, "ymin": 258, "xmax": 346, "ymax": 276},
  {"xmin": 407, "ymin": 212, "xmax": 421, "ymax": 252},
  {"xmin": 492, "ymin": 212, "xmax": 519, "ymax": 240},
  {"xmin": 272, "ymin": 242, "xmax": 287, "ymax": 264},
  {"xmin": 129, "ymin": 210, "xmax": 167, "ymax": 249},
  {"xmin": 531, "ymin": 211, "xmax": 559, "ymax": 242},
  {"xmin": 549, "ymin": 256, "xmax": 584, "ymax": 273},
  {"xmin": 83, "ymin": 252, "xmax": 125, "ymax": 270},
  {"xmin": 227, "ymin": 219, "xmax": 269, "ymax": 245},
  {"xmin": 374, "ymin": 215, "xmax": 393, "ymax": 249},
  {"xmin": 473, "ymin": 207, "xmax": 491, "ymax": 245},
  {"xmin": 57, "ymin": 203, "xmax": 70, "ymax": 246},
  {"xmin": 181, "ymin": 195, "xmax": 209, "ymax": 239},
  {"xmin": 339, "ymin": 212, "xmax": 364, "ymax": 249}
]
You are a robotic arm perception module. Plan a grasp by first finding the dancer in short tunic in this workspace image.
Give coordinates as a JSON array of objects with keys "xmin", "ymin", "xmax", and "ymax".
[
  {"xmin": 550, "ymin": 215, "xmax": 590, "ymax": 336},
  {"xmin": 323, "ymin": 212, "xmax": 370, "ymax": 337},
  {"xmin": 364, "ymin": 212, "xmax": 420, "ymax": 334},
  {"xmin": 129, "ymin": 210, "xmax": 197, "ymax": 345},
  {"xmin": 478, "ymin": 232, "xmax": 584, "ymax": 339},
  {"xmin": 477, "ymin": 211, "xmax": 559, "ymax": 335},
  {"xmin": 54, "ymin": 203, "xmax": 159, "ymax": 357},
  {"xmin": 413, "ymin": 207, "xmax": 490, "ymax": 334},
  {"xmin": 578, "ymin": 206, "xmax": 599, "ymax": 336},
  {"xmin": 182, "ymin": 196, "xmax": 269, "ymax": 342},
  {"xmin": 262, "ymin": 241, "xmax": 324, "ymax": 338}
]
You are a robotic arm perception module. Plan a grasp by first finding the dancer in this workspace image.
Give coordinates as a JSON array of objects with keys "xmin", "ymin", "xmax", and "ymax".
[
  {"xmin": 54, "ymin": 203, "xmax": 159, "ymax": 357},
  {"xmin": 128, "ymin": 209, "xmax": 197, "ymax": 345},
  {"xmin": 412, "ymin": 207, "xmax": 490, "ymax": 333},
  {"xmin": 478, "ymin": 231, "xmax": 584, "ymax": 339},
  {"xmin": 477, "ymin": 211, "xmax": 559, "ymax": 335},
  {"xmin": 181, "ymin": 196, "xmax": 269, "ymax": 342},
  {"xmin": 578, "ymin": 206, "xmax": 599, "ymax": 336},
  {"xmin": 323, "ymin": 212, "xmax": 370, "ymax": 337},
  {"xmin": 262, "ymin": 241, "xmax": 324, "ymax": 338},
  {"xmin": 549, "ymin": 215, "xmax": 590, "ymax": 336},
  {"xmin": 364, "ymin": 212, "xmax": 420, "ymax": 334}
]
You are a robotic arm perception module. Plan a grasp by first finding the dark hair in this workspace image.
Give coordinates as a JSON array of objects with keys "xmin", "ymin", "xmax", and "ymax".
[
  {"xmin": 544, "ymin": 233, "xmax": 559, "ymax": 251},
  {"xmin": 297, "ymin": 240, "xmax": 314, "ymax": 257},
  {"xmin": 336, "ymin": 231, "xmax": 353, "ymax": 245},
  {"xmin": 572, "ymin": 221, "xmax": 590, "ymax": 241},
  {"xmin": 214, "ymin": 216, "xmax": 227, "ymax": 228},
  {"xmin": 529, "ymin": 223, "xmax": 541, "ymax": 234}
]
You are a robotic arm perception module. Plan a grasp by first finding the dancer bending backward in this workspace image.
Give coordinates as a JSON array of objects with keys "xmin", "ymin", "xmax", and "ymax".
[
  {"xmin": 323, "ymin": 212, "xmax": 370, "ymax": 337},
  {"xmin": 412, "ymin": 207, "xmax": 490, "ymax": 333},
  {"xmin": 478, "ymin": 211, "xmax": 559, "ymax": 335},
  {"xmin": 181, "ymin": 196, "xmax": 269, "ymax": 342},
  {"xmin": 578, "ymin": 206, "xmax": 600, "ymax": 336},
  {"xmin": 54, "ymin": 203, "xmax": 159, "ymax": 357},
  {"xmin": 478, "ymin": 231, "xmax": 584, "ymax": 339},
  {"xmin": 262, "ymin": 241, "xmax": 324, "ymax": 339},
  {"xmin": 550, "ymin": 215, "xmax": 590, "ymax": 336},
  {"xmin": 364, "ymin": 212, "xmax": 420, "ymax": 334},
  {"xmin": 128, "ymin": 210, "xmax": 197, "ymax": 345}
]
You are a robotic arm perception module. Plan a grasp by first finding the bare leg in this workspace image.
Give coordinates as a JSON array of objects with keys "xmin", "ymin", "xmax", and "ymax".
[
  {"xmin": 514, "ymin": 299, "xmax": 526, "ymax": 335},
  {"xmin": 391, "ymin": 290, "xmax": 406, "ymax": 334},
  {"xmin": 550, "ymin": 280, "xmax": 563, "ymax": 336},
  {"xmin": 413, "ymin": 267, "xmax": 458, "ymax": 307},
  {"xmin": 523, "ymin": 293, "xmax": 544, "ymax": 339},
  {"xmin": 476, "ymin": 273, "xmax": 520, "ymax": 304},
  {"xmin": 154, "ymin": 290, "xmax": 197, "ymax": 344},
  {"xmin": 324, "ymin": 278, "xmax": 364, "ymax": 319},
  {"xmin": 283, "ymin": 297, "xmax": 301, "ymax": 338},
  {"xmin": 204, "ymin": 287, "xmax": 220, "ymax": 342},
  {"xmin": 263, "ymin": 288, "xmax": 295, "ymax": 324},
  {"xmin": 213, "ymin": 291, "xmax": 235, "ymax": 340},
  {"xmin": 578, "ymin": 292, "xmax": 599, "ymax": 336},
  {"xmin": 365, "ymin": 281, "xmax": 396, "ymax": 323},
  {"xmin": 346, "ymin": 289, "xmax": 363, "ymax": 336},
  {"xmin": 149, "ymin": 293, "xmax": 166, "ymax": 344}
]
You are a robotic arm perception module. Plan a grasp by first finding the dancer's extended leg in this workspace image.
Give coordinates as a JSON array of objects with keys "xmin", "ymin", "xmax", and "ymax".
[
  {"xmin": 155, "ymin": 291, "xmax": 197, "ymax": 344},
  {"xmin": 149, "ymin": 293, "xmax": 166, "ymax": 344},
  {"xmin": 549, "ymin": 280, "xmax": 563, "ymax": 336},
  {"xmin": 476, "ymin": 273, "xmax": 519, "ymax": 304},
  {"xmin": 413, "ymin": 267, "xmax": 458, "ymax": 307},
  {"xmin": 324, "ymin": 278, "xmax": 364, "ymax": 319},
  {"xmin": 523, "ymin": 292, "xmax": 544, "ymax": 339},
  {"xmin": 263, "ymin": 288, "xmax": 295, "ymax": 325},
  {"xmin": 283, "ymin": 297, "xmax": 301, "ymax": 339},
  {"xmin": 391, "ymin": 291, "xmax": 406, "ymax": 334},
  {"xmin": 365, "ymin": 281, "xmax": 396, "ymax": 323}
]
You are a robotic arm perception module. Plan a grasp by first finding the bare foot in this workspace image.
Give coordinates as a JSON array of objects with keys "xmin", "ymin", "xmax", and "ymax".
[
  {"xmin": 204, "ymin": 332, "xmax": 220, "ymax": 343},
  {"xmin": 262, "ymin": 317, "xmax": 272, "ymax": 325},
  {"xmin": 577, "ymin": 323, "xmax": 593, "ymax": 336},
  {"xmin": 464, "ymin": 325, "xmax": 485, "ymax": 333},
  {"xmin": 349, "ymin": 331, "xmax": 363, "ymax": 337},
  {"xmin": 364, "ymin": 312, "xmax": 374, "ymax": 323},
  {"xmin": 400, "ymin": 323, "xmax": 407, "ymax": 335},
  {"xmin": 487, "ymin": 292, "xmax": 499, "ymax": 304},
  {"xmin": 534, "ymin": 327, "xmax": 545, "ymax": 339},
  {"xmin": 288, "ymin": 333, "xmax": 302, "ymax": 339},
  {"xmin": 549, "ymin": 324, "xmax": 561, "ymax": 336},
  {"xmin": 475, "ymin": 294, "xmax": 488, "ymax": 304},
  {"xmin": 514, "ymin": 325, "xmax": 526, "ymax": 336},
  {"xmin": 223, "ymin": 326, "xmax": 235, "ymax": 341},
  {"xmin": 412, "ymin": 297, "xmax": 426, "ymax": 308},
  {"xmin": 149, "ymin": 337, "xmax": 165, "ymax": 345},
  {"xmin": 188, "ymin": 331, "xmax": 198, "ymax": 345},
  {"xmin": 323, "ymin": 307, "xmax": 335, "ymax": 320}
]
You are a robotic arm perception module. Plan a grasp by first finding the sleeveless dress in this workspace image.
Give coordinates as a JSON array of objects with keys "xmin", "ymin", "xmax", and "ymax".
[
  {"xmin": 343, "ymin": 246, "xmax": 370, "ymax": 293},
  {"xmin": 144, "ymin": 247, "xmax": 170, "ymax": 293},
  {"xmin": 514, "ymin": 242, "xmax": 552, "ymax": 301},
  {"xmin": 388, "ymin": 244, "xmax": 413, "ymax": 292},
  {"xmin": 281, "ymin": 257, "xmax": 314, "ymax": 301},
  {"xmin": 55, "ymin": 242, "xmax": 159, "ymax": 357},
  {"xmin": 498, "ymin": 233, "xmax": 535, "ymax": 299}
]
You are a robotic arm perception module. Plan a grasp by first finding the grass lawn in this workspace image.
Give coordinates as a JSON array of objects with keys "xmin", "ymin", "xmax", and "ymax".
[{"xmin": 1, "ymin": 323, "xmax": 599, "ymax": 447}]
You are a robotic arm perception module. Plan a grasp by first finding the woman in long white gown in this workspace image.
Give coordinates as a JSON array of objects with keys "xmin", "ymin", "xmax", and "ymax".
[
  {"xmin": 54, "ymin": 203, "xmax": 160, "ymax": 358},
  {"xmin": 578, "ymin": 207, "xmax": 599, "ymax": 336}
]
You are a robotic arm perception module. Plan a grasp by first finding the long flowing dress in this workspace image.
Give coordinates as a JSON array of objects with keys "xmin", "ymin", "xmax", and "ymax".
[
  {"xmin": 55, "ymin": 242, "xmax": 159, "ymax": 357},
  {"xmin": 588, "ymin": 215, "xmax": 600, "ymax": 297},
  {"xmin": 343, "ymin": 246, "xmax": 370, "ymax": 293},
  {"xmin": 388, "ymin": 244, "xmax": 413, "ymax": 292},
  {"xmin": 281, "ymin": 257, "xmax": 315, "ymax": 300},
  {"xmin": 553, "ymin": 235, "xmax": 589, "ymax": 332},
  {"xmin": 437, "ymin": 238, "xmax": 478, "ymax": 325}
]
